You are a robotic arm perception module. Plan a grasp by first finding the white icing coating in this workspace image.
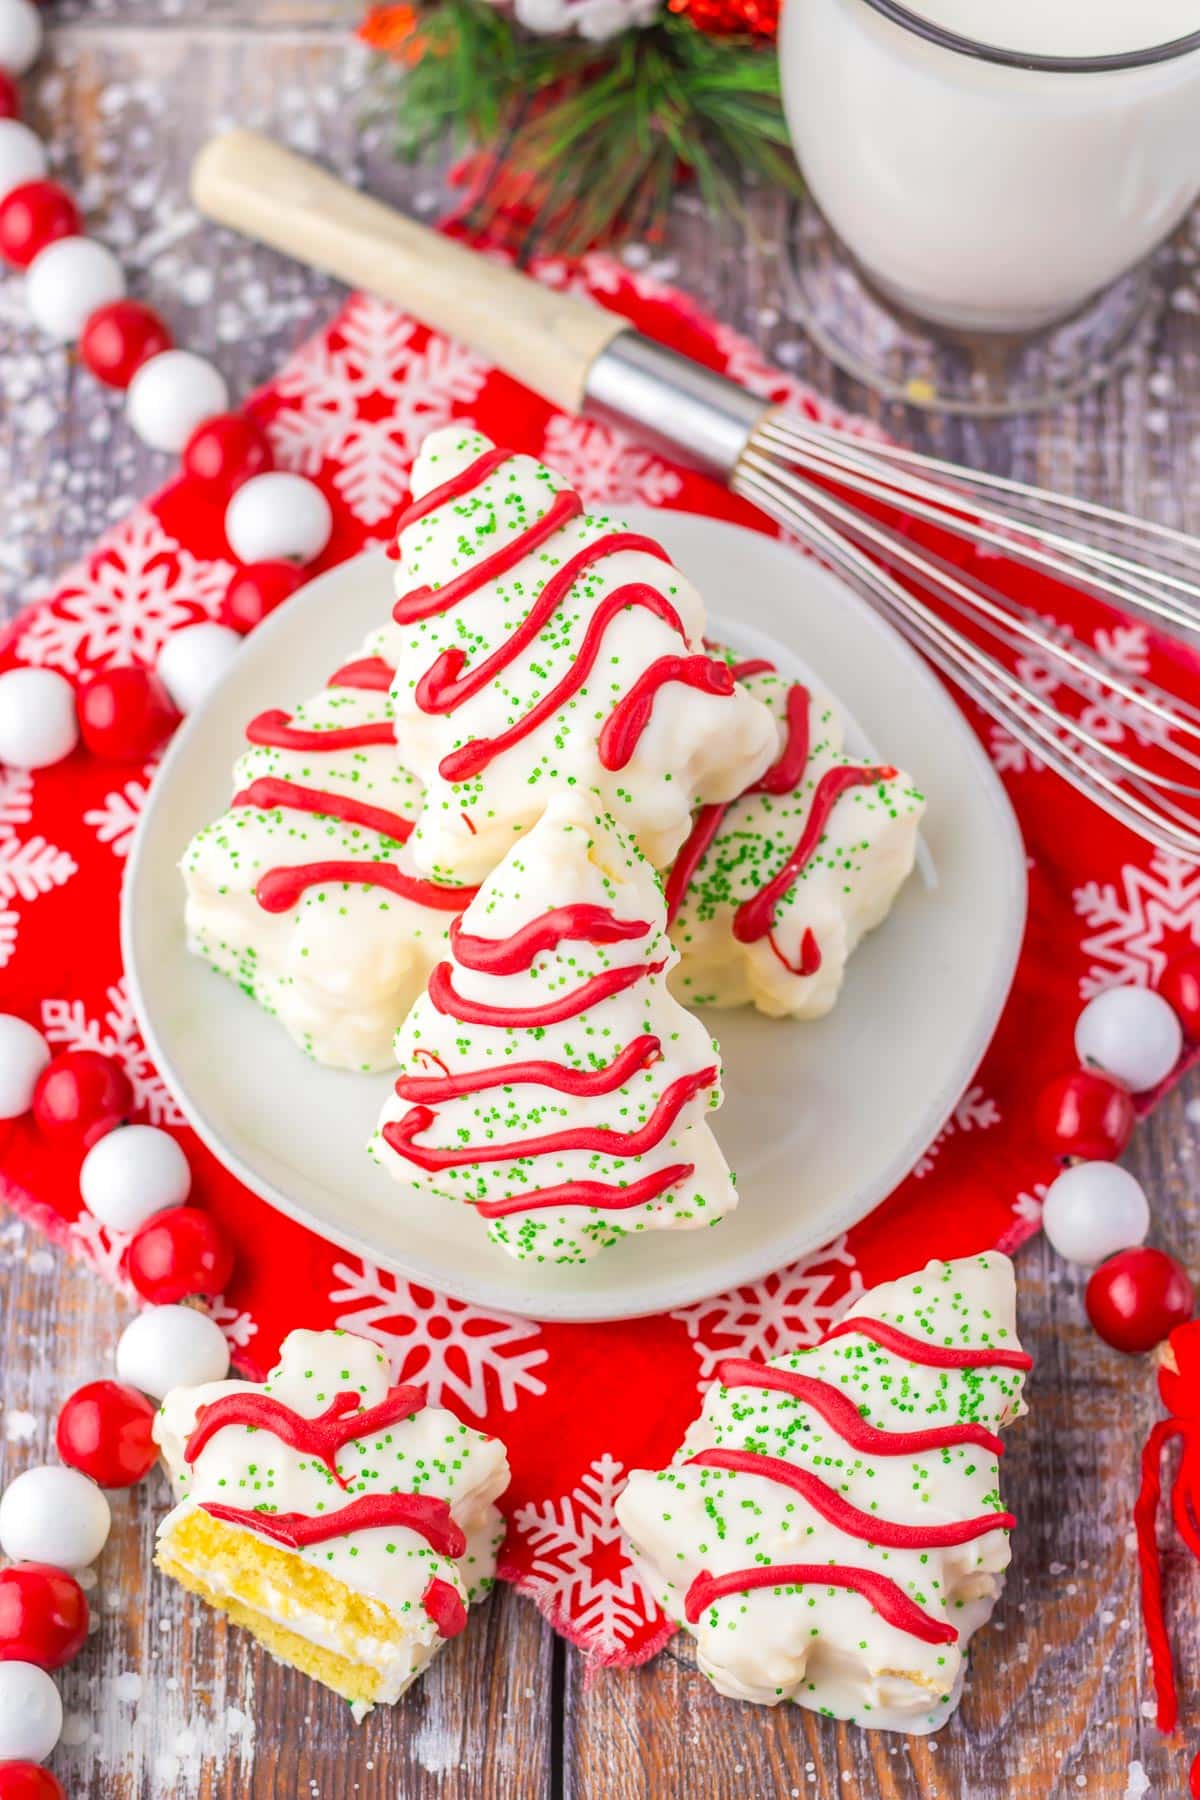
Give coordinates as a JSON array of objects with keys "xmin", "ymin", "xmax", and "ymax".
[
  {"xmin": 371, "ymin": 427, "xmax": 778, "ymax": 883},
  {"xmin": 182, "ymin": 652, "xmax": 470, "ymax": 1071},
  {"xmin": 669, "ymin": 656, "xmax": 924, "ymax": 1017},
  {"xmin": 616, "ymin": 1254, "xmax": 1028, "ymax": 1732},
  {"xmin": 373, "ymin": 793, "xmax": 738, "ymax": 1264},
  {"xmin": 154, "ymin": 1327, "xmax": 510, "ymax": 1704}
]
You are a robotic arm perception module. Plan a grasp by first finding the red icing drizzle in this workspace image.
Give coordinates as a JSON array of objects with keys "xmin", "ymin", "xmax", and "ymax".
[
  {"xmin": 328, "ymin": 656, "xmax": 394, "ymax": 691},
  {"xmin": 246, "ymin": 708, "xmax": 394, "ymax": 752},
  {"xmin": 421, "ymin": 1576, "xmax": 468, "ymax": 1638},
  {"xmin": 201, "ymin": 1492, "xmax": 465, "ymax": 1559},
  {"xmin": 427, "ymin": 956, "xmax": 666, "ymax": 1027},
  {"xmin": 449, "ymin": 905, "xmax": 649, "ymax": 974},
  {"xmin": 383, "ymin": 1066, "xmax": 716, "ymax": 1170},
  {"xmin": 255, "ymin": 861, "xmax": 475, "ymax": 916},
  {"xmin": 821, "ymin": 1315, "xmax": 1033, "ymax": 1372},
  {"xmin": 473, "ymin": 1163, "xmax": 693, "ymax": 1219},
  {"xmin": 599, "ymin": 654, "xmax": 735, "ymax": 773},
  {"xmin": 184, "ymin": 1386, "xmax": 428, "ymax": 1491},
  {"xmin": 714, "ymin": 1359, "xmax": 1006, "ymax": 1458},
  {"xmin": 394, "ymin": 1034, "xmax": 662, "ymax": 1105},
  {"xmin": 685, "ymin": 1448, "xmax": 1015, "ymax": 1548},
  {"xmin": 683, "ymin": 1564, "xmax": 958, "ymax": 1646},
  {"xmin": 232, "ymin": 777, "xmax": 414, "ymax": 845}
]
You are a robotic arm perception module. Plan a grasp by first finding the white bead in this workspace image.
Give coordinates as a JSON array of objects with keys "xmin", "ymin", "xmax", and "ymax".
[
  {"xmin": 126, "ymin": 349, "xmax": 230, "ymax": 454},
  {"xmin": 156, "ymin": 621, "xmax": 242, "ymax": 715},
  {"xmin": 0, "ymin": 1013, "xmax": 50, "ymax": 1118},
  {"xmin": 0, "ymin": 1661, "xmax": 62, "ymax": 1764},
  {"xmin": 0, "ymin": 666, "xmax": 78, "ymax": 769},
  {"xmin": 80, "ymin": 1122, "xmax": 191, "ymax": 1232},
  {"xmin": 0, "ymin": 116, "xmax": 46, "ymax": 200},
  {"xmin": 225, "ymin": 471, "xmax": 332, "ymax": 565},
  {"xmin": 1041, "ymin": 1161, "xmax": 1151, "ymax": 1266},
  {"xmin": 0, "ymin": 0, "xmax": 42, "ymax": 76},
  {"xmin": 0, "ymin": 1464, "xmax": 111, "ymax": 1567},
  {"xmin": 117, "ymin": 1304, "xmax": 229, "ymax": 1401},
  {"xmin": 25, "ymin": 235, "xmax": 125, "ymax": 342},
  {"xmin": 1075, "ymin": 986, "xmax": 1183, "ymax": 1093}
]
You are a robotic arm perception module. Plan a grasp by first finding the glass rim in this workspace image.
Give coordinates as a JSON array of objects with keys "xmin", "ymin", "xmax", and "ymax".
[{"xmin": 858, "ymin": 0, "xmax": 1200, "ymax": 72}]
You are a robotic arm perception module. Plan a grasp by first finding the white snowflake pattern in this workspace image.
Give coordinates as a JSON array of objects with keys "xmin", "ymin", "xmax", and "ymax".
[
  {"xmin": 911, "ymin": 1084, "xmax": 1002, "ymax": 1179},
  {"xmin": 1012, "ymin": 1183, "xmax": 1048, "ymax": 1228},
  {"xmin": 1073, "ymin": 851, "xmax": 1200, "ymax": 996},
  {"xmin": 542, "ymin": 416, "xmax": 682, "ymax": 509},
  {"xmin": 328, "ymin": 1257, "xmax": 548, "ymax": 1415},
  {"xmin": 989, "ymin": 622, "xmax": 1156, "ymax": 778},
  {"xmin": 84, "ymin": 778, "xmax": 150, "ymax": 859},
  {"xmin": 17, "ymin": 508, "xmax": 233, "ymax": 674},
  {"xmin": 67, "ymin": 1211, "xmax": 131, "ymax": 1287},
  {"xmin": 270, "ymin": 294, "xmax": 488, "ymax": 527},
  {"xmin": 208, "ymin": 1295, "xmax": 259, "ymax": 1352},
  {"xmin": 513, "ymin": 1453, "xmax": 662, "ymax": 1655},
  {"xmin": 671, "ymin": 1233, "xmax": 865, "ymax": 1384},
  {"xmin": 0, "ymin": 767, "xmax": 75, "ymax": 970},
  {"xmin": 41, "ymin": 979, "xmax": 184, "ymax": 1126}
]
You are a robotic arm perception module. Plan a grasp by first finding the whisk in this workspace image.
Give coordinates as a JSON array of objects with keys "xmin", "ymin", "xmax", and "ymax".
[{"xmin": 192, "ymin": 130, "xmax": 1200, "ymax": 862}]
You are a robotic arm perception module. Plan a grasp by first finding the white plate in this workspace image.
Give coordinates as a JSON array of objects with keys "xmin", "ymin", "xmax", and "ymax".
[{"xmin": 123, "ymin": 512, "xmax": 1026, "ymax": 1323}]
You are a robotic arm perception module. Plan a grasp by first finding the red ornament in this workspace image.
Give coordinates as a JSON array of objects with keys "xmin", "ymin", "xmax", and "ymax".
[
  {"xmin": 1086, "ymin": 1246, "xmax": 1194, "ymax": 1354},
  {"xmin": 1159, "ymin": 952, "xmax": 1200, "ymax": 1043},
  {"xmin": 219, "ymin": 560, "xmax": 304, "ymax": 634},
  {"xmin": 56, "ymin": 1380, "xmax": 158, "ymax": 1488},
  {"xmin": 667, "ymin": 0, "xmax": 779, "ymax": 37},
  {"xmin": 0, "ymin": 71, "xmax": 20, "ymax": 119},
  {"xmin": 77, "ymin": 664, "xmax": 180, "ymax": 762},
  {"xmin": 0, "ymin": 1564, "xmax": 88, "ymax": 1671},
  {"xmin": 126, "ymin": 1205, "xmax": 234, "ymax": 1303},
  {"xmin": 1032, "ymin": 1069, "xmax": 1135, "ymax": 1162},
  {"xmin": 182, "ymin": 412, "xmax": 274, "ymax": 494},
  {"xmin": 32, "ymin": 1049, "xmax": 133, "ymax": 1149},
  {"xmin": 0, "ymin": 180, "xmax": 81, "ymax": 269},
  {"xmin": 1135, "ymin": 1318, "xmax": 1200, "ymax": 1744},
  {"xmin": 79, "ymin": 299, "xmax": 172, "ymax": 390},
  {"xmin": 0, "ymin": 1768, "xmax": 66, "ymax": 1800}
]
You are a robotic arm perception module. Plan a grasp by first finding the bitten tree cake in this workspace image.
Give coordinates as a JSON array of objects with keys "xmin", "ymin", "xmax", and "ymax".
[
  {"xmin": 616, "ymin": 1254, "xmax": 1030, "ymax": 1731},
  {"xmin": 371, "ymin": 427, "xmax": 778, "ymax": 883},
  {"xmin": 666, "ymin": 649, "xmax": 925, "ymax": 1017},
  {"xmin": 153, "ymin": 1327, "xmax": 509, "ymax": 1716},
  {"xmin": 372, "ymin": 793, "xmax": 738, "ymax": 1264},
  {"xmin": 182, "ymin": 647, "xmax": 474, "ymax": 1071}
]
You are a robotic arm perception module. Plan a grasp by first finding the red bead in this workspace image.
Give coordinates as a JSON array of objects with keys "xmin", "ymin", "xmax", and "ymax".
[
  {"xmin": 0, "ymin": 1563, "xmax": 88, "ymax": 1671},
  {"xmin": 0, "ymin": 1767, "xmax": 66, "ymax": 1800},
  {"xmin": 0, "ymin": 71, "xmax": 20, "ymax": 119},
  {"xmin": 1159, "ymin": 952, "xmax": 1200, "ymax": 1043},
  {"xmin": 32, "ymin": 1049, "xmax": 133, "ymax": 1149},
  {"xmin": 79, "ymin": 299, "xmax": 172, "ymax": 390},
  {"xmin": 77, "ymin": 665, "xmax": 180, "ymax": 762},
  {"xmin": 56, "ymin": 1379, "xmax": 158, "ymax": 1487},
  {"xmin": 1086, "ymin": 1247, "xmax": 1194, "ymax": 1354},
  {"xmin": 1033, "ymin": 1070, "xmax": 1136, "ymax": 1162},
  {"xmin": 182, "ymin": 412, "xmax": 273, "ymax": 494},
  {"xmin": 219, "ymin": 560, "xmax": 304, "ymax": 634},
  {"xmin": 0, "ymin": 180, "xmax": 81, "ymax": 269},
  {"xmin": 126, "ymin": 1205, "xmax": 234, "ymax": 1303}
]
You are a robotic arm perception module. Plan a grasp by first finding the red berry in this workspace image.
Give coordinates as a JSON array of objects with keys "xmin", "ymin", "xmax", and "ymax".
[
  {"xmin": 0, "ymin": 71, "xmax": 20, "ymax": 119},
  {"xmin": 182, "ymin": 412, "xmax": 273, "ymax": 493},
  {"xmin": 219, "ymin": 560, "xmax": 304, "ymax": 634},
  {"xmin": 79, "ymin": 299, "xmax": 172, "ymax": 390},
  {"xmin": 1159, "ymin": 952, "xmax": 1200, "ymax": 1043},
  {"xmin": 0, "ymin": 180, "xmax": 81, "ymax": 269},
  {"xmin": 56, "ymin": 1379, "xmax": 158, "ymax": 1488},
  {"xmin": 0, "ymin": 1563, "xmax": 88, "ymax": 1671},
  {"xmin": 126, "ymin": 1205, "xmax": 234, "ymax": 1303},
  {"xmin": 0, "ymin": 1766, "xmax": 66, "ymax": 1800},
  {"xmin": 1033, "ymin": 1070, "xmax": 1136, "ymax": 1162},
  {"xmin": 1086, "ymin": 1246, "xmax": 1194, "ymax": 1354},
  {"xmin": 77, "ymin": 664, "xmax": 180, "ymax": 762},
  {"xmin": 32, "ymin": 1049, "xmax": 133, "ymax": 1149}
]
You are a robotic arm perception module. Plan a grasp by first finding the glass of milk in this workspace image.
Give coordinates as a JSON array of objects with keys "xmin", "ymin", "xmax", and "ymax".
[{"xmin": 778, "ymin": 0, "xmax": 1200, "ymax": 412}]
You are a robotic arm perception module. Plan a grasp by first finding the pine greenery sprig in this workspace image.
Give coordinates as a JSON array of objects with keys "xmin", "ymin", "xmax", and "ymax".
[{"xmin": 363, "ymin": 0, "xmax": 802, "ymax": 255}]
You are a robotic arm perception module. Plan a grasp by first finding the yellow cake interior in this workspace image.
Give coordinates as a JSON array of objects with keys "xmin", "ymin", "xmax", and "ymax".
[{"xmin": 156, "ymin": 1508, "xmax": 421, "ymax": 1708}]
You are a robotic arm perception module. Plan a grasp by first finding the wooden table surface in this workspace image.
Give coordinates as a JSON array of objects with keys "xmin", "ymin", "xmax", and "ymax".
[{"xmin": 3, "ymin": 4, "xmax": 1200, "ymax": 1796}]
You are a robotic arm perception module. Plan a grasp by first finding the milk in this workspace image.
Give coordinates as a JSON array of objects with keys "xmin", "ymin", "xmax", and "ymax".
[{"xmin": 779, "ymin": 0, "xmax": 1200, "ymax": 333}]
